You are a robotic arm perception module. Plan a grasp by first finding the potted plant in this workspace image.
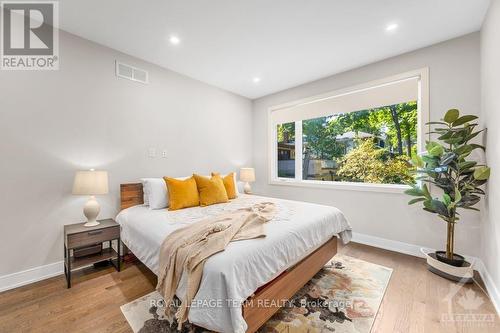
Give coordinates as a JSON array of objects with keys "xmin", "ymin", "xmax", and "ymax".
[{"xmin": 405, "ymin": 109, "xmax": 490, "ymax": 281}]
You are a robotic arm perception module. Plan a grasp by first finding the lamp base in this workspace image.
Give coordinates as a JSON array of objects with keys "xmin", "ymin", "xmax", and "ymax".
[
  {"xmin": 243, "ymin": 182, "xmax": 252, "ymax": 194},
  {"xmin": 83, "ymin": 196, "xmax": 101, "ymax": 227},
  {"xmin": 83, "ymin": 220, "xmax": 100, "ymax": 227}
]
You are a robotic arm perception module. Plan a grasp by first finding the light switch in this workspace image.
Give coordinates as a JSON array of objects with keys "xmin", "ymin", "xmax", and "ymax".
[{"xmin": 148, "ymin": 148, "xmax": 156, "ymax": 158}]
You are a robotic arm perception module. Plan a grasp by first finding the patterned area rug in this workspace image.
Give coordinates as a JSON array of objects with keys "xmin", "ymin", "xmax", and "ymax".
[{"xmin": 121, "ymin": 255, "xmax": 392, "ymax": 333}]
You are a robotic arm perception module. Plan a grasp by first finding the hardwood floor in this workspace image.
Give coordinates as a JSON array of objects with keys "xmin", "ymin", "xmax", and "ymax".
[
  {"xmin": 341, "ymin": 243, "xmax": 499, "ymax": 333},
  {"xmin": 0, "ymin": 243, "xmax": 498, "ymax": 333}
]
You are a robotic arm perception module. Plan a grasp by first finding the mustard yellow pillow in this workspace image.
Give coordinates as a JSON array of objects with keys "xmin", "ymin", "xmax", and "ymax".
[
  {"xmin": 193, "ymin": 174, "xmax": 229, "ymax": 206},
  {"xmin": 164, "ymin": 176, "xmax": 200, "ymax": 211},
  {"xmin": 211, "ymin": 172, "xmax": 237, "ymax": 199}
]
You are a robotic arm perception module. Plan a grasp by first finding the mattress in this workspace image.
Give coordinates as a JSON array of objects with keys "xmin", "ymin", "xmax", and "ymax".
[{"xmin": 116, "ymin": 194, "xmax": 351, "ymax": 333}]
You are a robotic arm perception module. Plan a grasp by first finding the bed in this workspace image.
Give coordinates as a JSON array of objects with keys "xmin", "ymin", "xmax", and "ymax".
[{"xmin": 117, "ymin": 183, "xmax": 352, "ymax": 333}]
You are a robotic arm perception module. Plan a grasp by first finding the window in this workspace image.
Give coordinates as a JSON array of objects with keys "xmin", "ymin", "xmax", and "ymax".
[
  {"xmin": 300, "ymin": 103, "xmax": 417, "ymax": 184},
  {"xmin": 270, "ymin": 69, "xmax": 429, "ymax": 190}
]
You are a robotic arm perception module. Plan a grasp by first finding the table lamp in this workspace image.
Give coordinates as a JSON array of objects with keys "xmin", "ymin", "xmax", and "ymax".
[
  {"xmin": 72, "ymin": 169, "xmax": 109, "ymax": 227},
  {"xmin": 240, "ymin": 168, "xmax": 255, "ymax": 194}
]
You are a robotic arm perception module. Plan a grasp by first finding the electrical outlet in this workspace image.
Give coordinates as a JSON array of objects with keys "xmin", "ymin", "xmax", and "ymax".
[{"xmin": 162, "ymin": 150, "xmax": 167, "ymax": 158}]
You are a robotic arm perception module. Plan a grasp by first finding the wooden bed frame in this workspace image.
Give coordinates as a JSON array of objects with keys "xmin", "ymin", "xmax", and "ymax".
[{"xmin": 120, "ymin": 183, "xmax": 338, "ymax": 333}]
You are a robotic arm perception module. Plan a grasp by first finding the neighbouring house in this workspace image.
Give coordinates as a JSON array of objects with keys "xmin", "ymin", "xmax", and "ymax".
[
  {"xmin": 335, "ymin": 131, "xmax": 386, "ymax": 153},
  {"xmin": 278, "ymin": 131, "xmax": 386, "ymax": 179},
  {"xmin": 278, "ymin": 142, "xmax": 296, "ymax": 160},
  {"xmin": 277, "ymin": 142, "xmax": 296, "ymax": 177}
]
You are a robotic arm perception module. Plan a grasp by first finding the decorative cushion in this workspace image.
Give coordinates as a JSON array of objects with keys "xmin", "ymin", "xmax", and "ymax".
[
  {"xmin": 141, "ymin": 178, "xmax": 167, "ymax": 209},
  {"xmin": 193, "ymin": 174, "xmax": 229, "ymax": 206},
  {"xmin": 211, "ymin": 172, "xmax": 238, "ymax": 199},
  {"xmin": 164, "ymin": 176, "xmax": 200, "ymax": 211}
]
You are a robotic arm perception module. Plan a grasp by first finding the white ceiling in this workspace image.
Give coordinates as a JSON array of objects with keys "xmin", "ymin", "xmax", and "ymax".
[{"xmin": 59, "ymin": 0, "xmax": 490, "ymax": 99}]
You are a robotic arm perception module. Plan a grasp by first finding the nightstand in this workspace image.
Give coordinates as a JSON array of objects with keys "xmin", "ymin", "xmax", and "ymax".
[{"xmin": 63, "ymin": 219, "xmax": 121, "ymax": 288}]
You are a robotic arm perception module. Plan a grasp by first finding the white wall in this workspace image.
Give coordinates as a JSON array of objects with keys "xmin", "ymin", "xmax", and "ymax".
[
  {"xmin": 480, "ymin": 0, "xmax": 500, "ymax": 308},
  {"xmin": 252, "ymin": 33, "xmax": 482, "ymax": 257},
  {"xmin": 0, "ymin": 31, "xmax": 252, "ymax": 277}
]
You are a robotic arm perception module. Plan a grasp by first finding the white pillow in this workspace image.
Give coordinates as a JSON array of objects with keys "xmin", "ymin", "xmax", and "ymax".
[
  {"xmin": 236, "ymin": 180, "xmax": 245, "ymax": 194},
  {"xmin": 141, "ymin": 178, "xmax": 168, "ymax": 210},
  {"xmin": 140, "ymin": 179, "xmax": 150, "ymax": 205}
]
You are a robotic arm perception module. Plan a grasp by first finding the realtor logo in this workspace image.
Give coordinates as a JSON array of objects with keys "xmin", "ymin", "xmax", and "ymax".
[{"xmin": 1, "ymin": 1, "xmax": 59, "ymax": 70}]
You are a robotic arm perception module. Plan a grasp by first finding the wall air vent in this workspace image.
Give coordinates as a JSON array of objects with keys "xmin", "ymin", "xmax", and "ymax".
[{"xmin": 115, "ymin": 61, "xmax": 149, "ymax": 84}]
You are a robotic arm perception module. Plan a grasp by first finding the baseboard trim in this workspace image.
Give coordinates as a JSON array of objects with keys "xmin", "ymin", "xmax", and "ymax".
[
  {"xmin": 474, "ymin": 259, "xmax": 500, "ymax": 314},
  {"xmin": 351, "ymin": 232, "xmax": 500, "ymax": 315},
  {"xmin": 351, "ymin": 232, "xmax": 425, "ymax": 258},
  {"xmin": 0, "ymin": 261, "xmax": 63, "ymax": 293}
]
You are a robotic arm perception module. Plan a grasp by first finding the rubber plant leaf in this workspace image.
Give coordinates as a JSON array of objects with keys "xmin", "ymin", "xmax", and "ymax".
[
  {"xmin": 473, "ymin": 166, "xmax": 491, "ymax": 180},
  {"xmin": 404, "ymin": 187, "xmax": 424, "ymax": 196},
  {"xmin": 408, "ymin": 198, "xmax": 426, "ymax": 205},
  {"xmin": 443, "ymin": 109, "xmax": 460, "ymax": 123},
  {"xmin": 426, "ymin": 142, "xmax": 444, "ymax": 157},
  {"xmin": 422, "ymin": 183, "xmax": 432, "ymax": 200},
  {"xmin": 452, "ymin": 115, "xmax": 478, "ymax": 127}
]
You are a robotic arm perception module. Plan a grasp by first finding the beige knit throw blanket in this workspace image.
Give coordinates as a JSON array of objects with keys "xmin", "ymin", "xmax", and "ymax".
[{"xmin": 156, "ymin": 202, "xmax": 276, "ymax": 328}]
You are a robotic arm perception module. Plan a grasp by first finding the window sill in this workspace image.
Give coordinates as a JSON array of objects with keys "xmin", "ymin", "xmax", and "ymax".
[{"xmin": 269, "ymin": 178, "xmax": 410, "ymax": 194}]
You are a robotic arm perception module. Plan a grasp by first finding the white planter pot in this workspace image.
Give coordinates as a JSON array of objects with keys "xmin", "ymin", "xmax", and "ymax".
[{"xmin": 421, "ymin": 248, "xmax": 474, "ymax": 283}]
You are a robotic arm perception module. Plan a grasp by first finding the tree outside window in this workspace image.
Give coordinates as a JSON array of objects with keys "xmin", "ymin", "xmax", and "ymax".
[{"xmin": 277, "ymin": 101, "xmax": 417, "ymax": 185}]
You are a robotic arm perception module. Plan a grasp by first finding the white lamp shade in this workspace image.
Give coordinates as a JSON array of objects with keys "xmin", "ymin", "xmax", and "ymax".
[
  {"xmin": 240, "ymin": 168, "xmax": 255, "ymax": 182},
  {"xmin": 72, "ymin": 170, "xmax": 109, "ymax": 195}
]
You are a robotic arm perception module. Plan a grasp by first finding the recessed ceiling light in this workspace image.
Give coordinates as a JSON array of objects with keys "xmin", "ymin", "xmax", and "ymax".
[
  {"xmin": 253, "ymin": 77, "xmax": 261, "ymax": 83},
  {"xmin": 169, "ymin": 35, "xmax": 180, "ymax": 45},
  {"xmin": 386, "ymin": 23, "xmax": 398, "ymax": 32}
]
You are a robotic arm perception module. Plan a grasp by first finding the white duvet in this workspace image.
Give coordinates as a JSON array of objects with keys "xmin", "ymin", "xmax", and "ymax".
[{"xmin": 116, "ymin": 194, "xmax": 351, "ymax": 333}]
